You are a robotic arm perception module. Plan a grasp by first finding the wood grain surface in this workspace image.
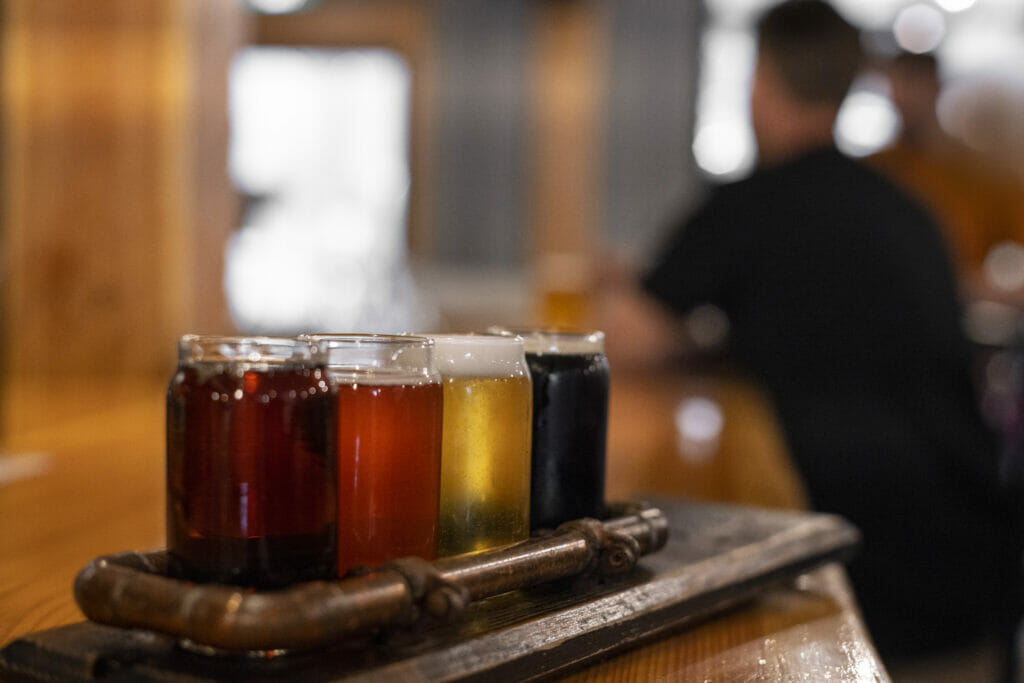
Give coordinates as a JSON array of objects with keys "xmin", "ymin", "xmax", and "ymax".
[
  {"xmin": 0, "ymin": 373, "xmax": 888, "ymax": 680},
  {"xmin": 2, "ymin": 500, "xmax": 861, "ymax": 680}
]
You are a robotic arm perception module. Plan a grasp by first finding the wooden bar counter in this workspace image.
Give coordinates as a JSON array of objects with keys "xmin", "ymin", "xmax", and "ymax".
[{"xmin": 0, "ymin": 371, "xmax": 890, "ymax": 681}]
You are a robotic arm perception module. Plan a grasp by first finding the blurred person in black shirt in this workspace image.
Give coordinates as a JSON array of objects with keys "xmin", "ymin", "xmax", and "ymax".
[{"xmin": 600, "ymin": 0, "xmax": 1021, "ymax": 674}]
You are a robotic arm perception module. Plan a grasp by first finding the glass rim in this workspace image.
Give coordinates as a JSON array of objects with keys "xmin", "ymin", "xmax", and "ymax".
[
  {"xmin": 177, "ymin": 334, "xmax": 313, "ymax": 363},
  {"xmin": 486, "ymin": 326, "xmax": 605, "ymax": 354},
  {"xmin": 179, "ymin": 333, "xmax": 306, "ymax": 345},
  {"xmin": 417, "ymin": 332, "xmax": 524, "ymax": 347},
  {"xmin": 301, "ymin": 333, "xmax": 437, "ymax": 380},
  {"xmin": 301, "ymin": 333, "xmax": 433, "ymax": 349}
]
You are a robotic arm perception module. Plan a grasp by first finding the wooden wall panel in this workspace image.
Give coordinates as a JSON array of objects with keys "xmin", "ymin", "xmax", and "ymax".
[
  {"xmin": 185, "ymin": 1, "xmax": 249, "ymax": 336},
  {"xmin": 1, "ymin": 0, "xmax": 241, "ymax": 382},
  {"xmin": 528, "ymin": 1, "xmax": 606, "ymax": 327},
  {"xmin": 529, "ymin": 2, "xmax": 605, "ymax": 256}
]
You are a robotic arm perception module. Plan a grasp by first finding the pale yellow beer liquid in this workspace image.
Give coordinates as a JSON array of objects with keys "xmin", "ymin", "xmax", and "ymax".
[{"xmin": 438, "ymin": 375, "xmax": 532, "ymax": 557}]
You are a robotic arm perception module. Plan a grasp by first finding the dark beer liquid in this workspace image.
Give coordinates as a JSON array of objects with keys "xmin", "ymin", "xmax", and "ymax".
[
  {"xmin": 166, "ymin": 363, "xmax": 336, "ymax": 587},
  {"xmin": 335, "ymin": 381, "xmax": 442, "ymax": 575},
  {"xmin": 527, "ymin": 352, "xmax": 610, "ymax": 530}
]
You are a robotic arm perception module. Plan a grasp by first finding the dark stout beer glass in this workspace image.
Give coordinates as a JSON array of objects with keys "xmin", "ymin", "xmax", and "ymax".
[
  {"xmin": 491, "ymin": 328, "xmax": 610, "ymax": 529},
  {"xmin": 306, "ymin": 334, "xmax": 443, "ymax": 576},
  {"xmin": 166, "ymin": 335, "xmax": 336, "ymax": 587}
]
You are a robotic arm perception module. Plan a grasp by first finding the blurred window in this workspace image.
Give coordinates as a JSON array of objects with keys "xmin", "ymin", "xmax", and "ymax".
[{"xmin": 224, "ymin": 47, "xmax": 433, "ymax": 334}]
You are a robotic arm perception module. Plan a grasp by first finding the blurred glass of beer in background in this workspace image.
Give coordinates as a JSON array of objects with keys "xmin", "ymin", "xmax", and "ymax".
[{"xmin": 537, "ymin": 252, "xmax": 594, "ymax": 329}]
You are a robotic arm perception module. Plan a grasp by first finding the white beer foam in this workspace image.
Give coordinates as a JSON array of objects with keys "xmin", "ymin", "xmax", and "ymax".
[{"xmin": 420, "ymin": 334, "xmax": 528, "ymax": 378}]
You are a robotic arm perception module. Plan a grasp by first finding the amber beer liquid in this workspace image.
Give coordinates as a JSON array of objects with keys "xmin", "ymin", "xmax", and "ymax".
[
  {"xmin": 307, "ymin": 335, "xmax": 443, "ymax": 576},
  {"xmin": 166, "ymin": 336, "xmax": 336, "ymax": 588},
  {"xmin": 427, "ymin": 334, "xmax": 532, "ymax": 557}
]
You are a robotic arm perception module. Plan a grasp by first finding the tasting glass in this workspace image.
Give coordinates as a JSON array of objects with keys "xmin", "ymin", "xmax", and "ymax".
[
  {"xmin": 304, "ymin": 334, "xmax": 443, "ymax": 575},
  {"xmin": 423, "ymin": 333, "xmax": 533, "ymax": 557},
  {"xmin": 165, "ymin": 334, "xmax": 336, "ymax": 588},
  {"xmin": 489, "ymin": 327, "xmax": 610, "ymax": 529}
]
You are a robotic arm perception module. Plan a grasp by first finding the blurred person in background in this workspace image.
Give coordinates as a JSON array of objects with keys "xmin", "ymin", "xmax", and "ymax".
[
  {"xmin": 599, "ymin": 0, "xmax": 1022, "ymax": 678},
  {"xmin": 869, "ymin": 51, "xmax": 1024, "ymax": 563},
  {"xmin": 869, "ymin": 51, "xmax": 1024, "ymax": 303}
]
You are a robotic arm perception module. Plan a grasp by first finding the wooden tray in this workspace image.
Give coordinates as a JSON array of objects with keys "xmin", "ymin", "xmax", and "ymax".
[{"xmin": 0, "ymin": 498, "xmax": 859, "ymax": 682}]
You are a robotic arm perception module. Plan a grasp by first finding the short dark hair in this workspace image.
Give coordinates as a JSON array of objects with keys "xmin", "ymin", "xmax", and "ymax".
[{"xmin": 756, "ymin": 0, "xmax": 862, "ymax": 106}]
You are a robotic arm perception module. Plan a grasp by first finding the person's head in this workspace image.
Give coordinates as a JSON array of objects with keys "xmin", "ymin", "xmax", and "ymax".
[
  {"xmin": 885, "ymin": 52, "xmax": 941, "ymax": 140},
  {"xmin": 750, "ymin": 0, "xmax": 862, "ymax": 166}
]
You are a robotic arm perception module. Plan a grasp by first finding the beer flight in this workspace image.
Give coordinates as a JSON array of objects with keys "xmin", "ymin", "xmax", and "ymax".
[{"xmin": 165, "ymin": 330, "xmax": 610, "ymax": 589}]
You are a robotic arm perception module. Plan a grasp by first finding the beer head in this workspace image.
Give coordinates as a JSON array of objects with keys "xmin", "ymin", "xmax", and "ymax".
[{"xmin": 420, "ymin": 333, "xmax": 529, "ymax": 379}]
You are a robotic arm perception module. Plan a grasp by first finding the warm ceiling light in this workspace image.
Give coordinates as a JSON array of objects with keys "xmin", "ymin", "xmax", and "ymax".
[
  {"xmin": 245, "ymin": 0, "xmax": 312, "ymax": 15},
  {"xmin": 935, "ymin": 0, "xmax": 977, "ymax": 12},
  {"xmin": 893, "ymin": 4, "xmax": 946, "ymax": 53}
]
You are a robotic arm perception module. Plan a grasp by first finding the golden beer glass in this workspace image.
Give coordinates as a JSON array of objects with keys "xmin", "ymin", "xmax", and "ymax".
[{"xmin": 425, "ymin": 334, "xmax": 533, "ymax": 557}]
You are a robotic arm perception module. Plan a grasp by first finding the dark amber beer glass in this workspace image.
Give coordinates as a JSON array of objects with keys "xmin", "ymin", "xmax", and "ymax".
[
  {"xmin": 491, "ymin": 328, "xmax": 610, "ymax": 529},
  {"xmin": 166, "ymin": 335, "xmax": 336, "ymax": 588},
  {"xmin": 306, "ymin": 334, "xmax": 443, "ymax": 576},
  {"xmin": 426, "ymin": 334, "xmax": 532, "ymax": 557}
]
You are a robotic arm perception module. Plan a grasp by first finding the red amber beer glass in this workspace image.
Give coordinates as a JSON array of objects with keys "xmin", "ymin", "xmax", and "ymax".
[
  {"xmin": 427, "ymin": 334, "xmax": 532, "ymax": 557},
  {"xmin": 166, "ymin": 335, "xmax": 336, "ymax": 588},
  {"xmin": 491, "ymin": 328, "xmax": 610, "ymax": 530},
  {"xmin": 306, "ymin": 334, "xmax": 443, "ymax": 575}
]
